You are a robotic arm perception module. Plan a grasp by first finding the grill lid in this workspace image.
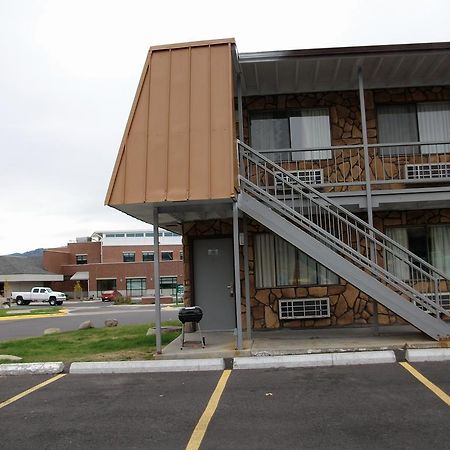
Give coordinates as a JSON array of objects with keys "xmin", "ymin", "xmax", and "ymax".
[{"xmin": 178, "ymin": 306, "xmax": 203, "ymax": 323}]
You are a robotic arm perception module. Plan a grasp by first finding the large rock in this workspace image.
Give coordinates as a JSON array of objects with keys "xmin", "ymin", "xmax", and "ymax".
[
  {"xmin": 78, "ymin": 320, "xmax": 94, "ymax": 330},
  {"xmin": 44, "ymin": 328, "xmax": 61, "ymax": 335},
  {"xmin": 104, "ymin": 319, "xmax": 118, "ymax": 327}
]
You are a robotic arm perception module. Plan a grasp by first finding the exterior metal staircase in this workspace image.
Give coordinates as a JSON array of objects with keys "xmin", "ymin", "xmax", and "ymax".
[{"xmin": 237, "ymin": 140, "xmax": 450, "ymax": 340}]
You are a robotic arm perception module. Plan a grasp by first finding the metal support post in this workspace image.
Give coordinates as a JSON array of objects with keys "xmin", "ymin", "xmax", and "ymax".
[
  {"xmin": 153, "ymin": 207, "xmax": 162, "ymax": 354},
  {"xmin": 237, "ymin": 73, "xmax": 244, "ymax": 142},
  {"xmin": 243, "ymin": 215, "xmax": 252, "ymax": 341},
  {"xmin": 233, "ymin": 202, "xmax": 243, "ymax": 350},
  {"xmin": 358, "ymin": 67, "xmax": 379, "ymax": 332}
]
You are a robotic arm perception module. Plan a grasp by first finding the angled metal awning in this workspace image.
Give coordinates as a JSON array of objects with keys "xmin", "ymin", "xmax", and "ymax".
[
  {"xmin": 238, "ymin": 42, "xmax": 450, "ymax": 95},
  {"xmin": 70, "ymin": 272, "xmax": 89, "ymax": 281}
]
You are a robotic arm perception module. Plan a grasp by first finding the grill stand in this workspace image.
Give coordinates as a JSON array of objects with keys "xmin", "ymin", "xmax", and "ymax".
[{"xmin": 180, "ymin": 323, "xmax": 206, "ymax": 350}]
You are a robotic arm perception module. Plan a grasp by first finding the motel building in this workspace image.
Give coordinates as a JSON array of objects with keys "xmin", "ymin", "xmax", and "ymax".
[{"xmin": 105, "ymin": 39, "xmax": 450, "ymax": 352}]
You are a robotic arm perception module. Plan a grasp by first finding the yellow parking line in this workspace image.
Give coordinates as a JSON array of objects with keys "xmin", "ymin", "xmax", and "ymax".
[
  {"xmin": 186, "ymin": 370, "xmax": 231, "ymax": 450},
  {"xmin": 400, "ymin": 362, "xmax": 450, "ymax": 406},
  {"xmin": 0, "ymin": 374, "xmax": 66, "ymax": 410}
]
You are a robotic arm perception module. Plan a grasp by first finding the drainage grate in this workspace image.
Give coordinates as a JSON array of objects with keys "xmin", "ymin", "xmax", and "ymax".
[{"xmin": 279, "ymin": 297, "xmax": 330, "ymax": 320}]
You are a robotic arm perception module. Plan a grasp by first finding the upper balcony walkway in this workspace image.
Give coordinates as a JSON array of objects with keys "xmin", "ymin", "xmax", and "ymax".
[{"xmin": 256, "ymin": 140, "xmax": 450, "ymax": 211}]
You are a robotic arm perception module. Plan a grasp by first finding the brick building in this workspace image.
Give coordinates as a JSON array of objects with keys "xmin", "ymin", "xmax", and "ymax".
[{"xmin": 43, "ymin": 229, "xmax": 183, "ymax": 298}]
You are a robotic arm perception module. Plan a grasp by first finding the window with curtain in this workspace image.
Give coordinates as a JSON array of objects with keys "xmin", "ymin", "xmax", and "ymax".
[
  {"xmin": 250, "ymin": 109, "xmax": 332, "ymax": 161},
  {"xmin": 417, "ymin": 102, "xmax": 450, "ymax": 154},
  {"xmin": 429, "ymin": 225, "xmax": 450, "ymax": 277},
  {"xmin": 385, "ymin": 224, "xmax": 450, "ymax": 279},
  {"xmin": 254, "ymin": 234, "xmax": 338, "ymax": 288},
  {"xmin": 377, "ymin": 104, "xmax": 419, "ymax": 155},
  {"xmin": 290, "ymin": 109, "xmax": 332, "ymax": 160},
  {"xmin": 385, "ymin": 227, "xmax": 410, "ymax": 280}
]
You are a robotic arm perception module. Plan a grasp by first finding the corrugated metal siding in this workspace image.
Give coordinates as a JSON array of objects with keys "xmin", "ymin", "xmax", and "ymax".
[{"xmin": 106, "ymin": 39, "xmax": 236, "ymax": 206}]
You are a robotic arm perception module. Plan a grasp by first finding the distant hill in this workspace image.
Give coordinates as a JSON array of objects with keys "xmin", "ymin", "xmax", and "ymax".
[{"xmin": 9, "ymin": 248, "xmax": 44, "ymax": 257}]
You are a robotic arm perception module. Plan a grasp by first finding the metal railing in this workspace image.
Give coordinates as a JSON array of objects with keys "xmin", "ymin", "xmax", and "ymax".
[
  {"xmin": 257, "ymin": 140, "xmax": 450, "ymax": 189},
  {"xmin": 238, "ymin": 140, "xmax": 450, "ymax": 318}
]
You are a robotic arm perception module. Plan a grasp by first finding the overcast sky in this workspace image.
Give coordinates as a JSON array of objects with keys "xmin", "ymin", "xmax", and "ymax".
[{"xmin": 1, "ymin": 0, "xmax": 449, "ymax": 254}]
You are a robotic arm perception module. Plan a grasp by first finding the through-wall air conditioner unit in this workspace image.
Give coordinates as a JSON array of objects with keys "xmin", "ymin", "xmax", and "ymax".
[
  {"xmin": 405, "ymin": 163, "xmax": 450, "ymax": 180},
  {"xmin": 276, "ymin": 169, "xmax": 324, "ymax": 187},
  {"xmin": 278, "ymin": 297, "xmax": 330, "ymax": 320},
  {"xmin": 413, "ymin": 292, "xmax": 450, "ymax": 313}
]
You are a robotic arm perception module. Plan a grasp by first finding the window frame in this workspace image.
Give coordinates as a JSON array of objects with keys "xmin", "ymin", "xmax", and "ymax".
[
  {"xmin": 249, "ymin": 108, "xmax": 332, "ymax": 160},
  {"xmin": 161, "ymin": 251, "xmax": 174, "ymax": 261},
  {"xmin": 76, "ymin": 254, "xmax": 88, "ymax": 265},
  {"xmin": 122, "ymin": 251, "xmax": 136, "ymax": 263},
  {"xmin": 125, "ymin": 277, "xmax": 146, "ymax": 296},
  {"xmin": 142, "ymin": 251, "xmax": 155, "ymax": 262},
  {"xmin": 254, "ymin": 233, "xmax": 338, "ymax": 289}
]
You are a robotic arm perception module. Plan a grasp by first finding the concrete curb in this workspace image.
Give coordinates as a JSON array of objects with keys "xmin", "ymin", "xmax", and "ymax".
[
  {"xmin": 233, "ymin": 350, "xmax": 396, "ymax": 369},
  {"xmin": 0, "ymin": 362, "xmax": 65, "ymax": 376},
  {"xmin": 405, "ymin": 348, "xmax": 450, "ymax": 362},
  {"xmin": 70, "ymin": 358, "xmax": 225, "ymax": 374}
]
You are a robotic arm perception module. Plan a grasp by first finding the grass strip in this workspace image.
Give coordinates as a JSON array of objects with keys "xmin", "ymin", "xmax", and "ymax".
[
  {"xmin": 0, "ymin": 307, "xmax": 63, "ymax": 318},
  {"xmin": 0, "ymin": 321, "xmax": 181, "ymax": 364}
]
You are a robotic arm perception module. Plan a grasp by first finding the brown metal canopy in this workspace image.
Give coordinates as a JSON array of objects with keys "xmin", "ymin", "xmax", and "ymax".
[{"xmin": 106, "ymin": 38, "xmax": 237, "ymax": 208}]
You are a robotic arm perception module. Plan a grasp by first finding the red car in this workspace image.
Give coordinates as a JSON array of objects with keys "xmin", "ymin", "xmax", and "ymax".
[{"xmin": 101, "ymin": 290, "xmax": 122, "ymax": 302}]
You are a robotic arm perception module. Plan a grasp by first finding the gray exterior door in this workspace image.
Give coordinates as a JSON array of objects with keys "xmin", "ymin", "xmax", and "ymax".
[{"xmin": 193, "ymin": 238, "xmax": 235, "ymax": 330}]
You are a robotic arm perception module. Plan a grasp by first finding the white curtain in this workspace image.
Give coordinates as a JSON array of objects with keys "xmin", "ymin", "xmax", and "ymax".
[
  {"xmin": 385, "ymin": 228, "xmax": 410, "ymax": 280},
  {"xmin": 290, "ymin": 108, "xmax": 332, "ymax": 161},
  {"xmin": 317, "ymin": 260, "xmax": 339, "ymax": 284},
  {"xmin": 417, "ymin": 102, "xmax": 450, "ymax": 154},
  {"xmin": 250, "ymin": 115, "xmax": 290, "ymax": 161},
  {"xmin": 254, "ymin": 234, "xmax": 276, "ymax": 288},
  {"xmin": 275, "ymin": 237, "xmax": 297, "ymax": 286},
  {"xmin": 377, "ymin": 104, "xmax": 418, "ymax": 155},
  {"xmin": 429, "ymin": 225, "xmax": 450, "ymax": 277}
]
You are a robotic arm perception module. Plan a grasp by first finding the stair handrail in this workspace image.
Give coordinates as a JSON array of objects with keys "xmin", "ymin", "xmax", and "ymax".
[{"xmin": 238, "ymin": 140, "xmax": 450, "ymax": 316}]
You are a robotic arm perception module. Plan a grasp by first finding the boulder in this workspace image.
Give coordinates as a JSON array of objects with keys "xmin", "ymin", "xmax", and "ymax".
[
  {"xmin": 44, "ymin": 328, "xmax": 61, "ymax": 335},
  {"xmin": 104, "ymin": 319, "xmax": 118, "ymax": 327},
  {"xmin": 78, "ymin": 320, "xmax": 94, "ymax": 330}
]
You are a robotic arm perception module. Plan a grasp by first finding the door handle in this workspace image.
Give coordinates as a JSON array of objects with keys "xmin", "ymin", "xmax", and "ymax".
[{"xmin": 227, "ymin": 284, "xmax": 234, "ymax": 297}]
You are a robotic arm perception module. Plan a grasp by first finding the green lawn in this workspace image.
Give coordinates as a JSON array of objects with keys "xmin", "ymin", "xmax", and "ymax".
[
  {"xmin": 0, "ymin": 321, "xmax": 181, "ymax": 364},
  {"xmin": 0, "ymin": 307, "xmax": 63, "ymax": 318}
]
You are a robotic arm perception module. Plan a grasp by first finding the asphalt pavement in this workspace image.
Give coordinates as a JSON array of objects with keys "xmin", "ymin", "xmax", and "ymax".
[
  {"xmin": 0, "ymin": 301, "xmax": 180, "ymax": 340},
  {"xmin": 1, "ymin": 362, "xmax": 449, "ymax": 449}
]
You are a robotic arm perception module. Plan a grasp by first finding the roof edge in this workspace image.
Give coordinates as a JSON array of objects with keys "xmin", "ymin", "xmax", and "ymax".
[
  {"xmin": 239, "ymin": 41, "xmax": 450, "ymax": 63},
  {"xmin": 149, "ymin": 38, "xmax": 235, "ymax": 52}
]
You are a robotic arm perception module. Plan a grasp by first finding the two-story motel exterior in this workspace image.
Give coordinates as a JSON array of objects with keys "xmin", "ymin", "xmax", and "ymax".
[{"xmin": 106, "ymin": 39, "xmax": 450, "ymax": 351}]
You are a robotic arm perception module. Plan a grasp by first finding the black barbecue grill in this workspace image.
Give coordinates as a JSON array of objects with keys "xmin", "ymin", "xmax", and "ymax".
[{"xmin": 178, "ymin": 306, "xmax": 205, "ymax": 349}]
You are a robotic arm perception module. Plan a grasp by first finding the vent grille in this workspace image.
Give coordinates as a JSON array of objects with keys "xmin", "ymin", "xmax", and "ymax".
[
  {"xmin": 276, "ymin": 169, "xmax": 323, "ymax": 186},
  {"xmin": 279, "ymin": 297, "xmax": 330, "ymax": 320},
  {"xmin": 405, "ymin": 163, "xmax": 450, "ymax": 180}
]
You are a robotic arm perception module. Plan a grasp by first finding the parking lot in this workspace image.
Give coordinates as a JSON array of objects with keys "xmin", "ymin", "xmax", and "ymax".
[{"xmin": 1, "ymin": 362, "xmax": 449, "ymax": 449}]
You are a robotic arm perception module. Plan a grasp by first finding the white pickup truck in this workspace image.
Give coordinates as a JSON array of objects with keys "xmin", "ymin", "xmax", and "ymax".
[{"xmin": 11, "ymin": 287, "xmax": 66, "ymax": 306}]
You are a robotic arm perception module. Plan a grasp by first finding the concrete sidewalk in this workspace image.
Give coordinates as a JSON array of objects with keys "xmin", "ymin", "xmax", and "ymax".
[{"xmin": 157, "ymin": 325, "xmax": 447, "ymax": 360}]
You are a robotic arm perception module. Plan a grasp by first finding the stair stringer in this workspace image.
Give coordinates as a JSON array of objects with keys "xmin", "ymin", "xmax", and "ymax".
[{"xmin": 238, "ymin": 192, "xmax": 450, "ymax": 341}]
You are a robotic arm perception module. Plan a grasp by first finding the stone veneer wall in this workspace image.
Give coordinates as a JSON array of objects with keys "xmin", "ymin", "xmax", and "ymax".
[
  {"xmin": 182, "ymin": 85, "xmax": 450, "ymax": 330},
  {"xmin": 243, "ymin": 86, "xmax": 450, "ymax": 191},
  {"xmin": 182, "ymin": 209, "xmax": 450, "ymax": 330}
]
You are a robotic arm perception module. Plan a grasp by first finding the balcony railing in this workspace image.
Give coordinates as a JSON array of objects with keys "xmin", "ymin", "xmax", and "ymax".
[{"xmin": 257, "ymin": 140, "xmax": 450, "ymax": 191}]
